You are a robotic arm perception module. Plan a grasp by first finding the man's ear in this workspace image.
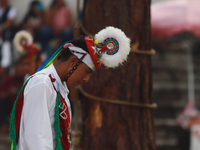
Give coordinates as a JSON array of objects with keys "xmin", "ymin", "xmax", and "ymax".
[{"xmin": 69, "ymin": 56, "xmax": 78, "ymax": 67}]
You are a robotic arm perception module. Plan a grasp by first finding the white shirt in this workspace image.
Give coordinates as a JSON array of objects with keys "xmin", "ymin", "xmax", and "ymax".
[
  {"xmin": 0, "ymin": 6, "xmax": 16, "ymax": 19},
  {"xmin": 17, "ymin": 64, "xmax": 71, "ymax": 150}
]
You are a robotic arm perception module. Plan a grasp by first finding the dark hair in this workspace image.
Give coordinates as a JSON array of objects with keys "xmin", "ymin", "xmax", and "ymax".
[
  {"xmin": 22, "ymin": 0, "xmax": 43, "ymax": 23},
  {"xmin": 50, "ymin": 0, "xmax": 67, "ymax": 8},
  {"xmin": 30, "ymin": 0, "xmax": 40, "ymax": 6},
  {"xmin": 50, "ymin": 0, "xmax": 56, "ymax": 7},
  {"xmin": 71, "ymin": 35, "xmax": 89, "ymax": 53},
  {"xmin": 58, "ymin": 35, "xmax": 89, "ymax": 62},
  {"xmin": 58, "ymin": 48, "xmax": 74, "ymax": 62}
]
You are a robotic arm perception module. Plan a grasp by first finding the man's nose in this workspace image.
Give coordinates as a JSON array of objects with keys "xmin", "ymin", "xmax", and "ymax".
[{"xmin": 83, "ymin": 74, "xmax": 91, "ymax": 83}]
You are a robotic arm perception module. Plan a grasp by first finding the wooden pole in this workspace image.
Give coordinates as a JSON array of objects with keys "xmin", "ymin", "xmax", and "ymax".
[{"xmin": 80, "ymin": 0, "xmax": 155, "ymax": 149}]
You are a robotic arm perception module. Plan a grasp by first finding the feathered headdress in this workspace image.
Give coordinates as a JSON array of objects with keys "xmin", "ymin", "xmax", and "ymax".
[
  {"xmin": 36, "ymin": 26, "xmax": 131, "ymax": 72},
  {"xmin": 13, "ymin": 30, "xmax": 40, "ymax": 59},
  {"xmin": 87, "ymin": 26, "xmax": 131, "ymax": 69}
]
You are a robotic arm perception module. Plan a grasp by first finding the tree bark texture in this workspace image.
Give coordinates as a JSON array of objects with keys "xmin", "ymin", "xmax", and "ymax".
[{"xmin": 80, "ymin": 0, "xmax": 155, "ymax": 150}]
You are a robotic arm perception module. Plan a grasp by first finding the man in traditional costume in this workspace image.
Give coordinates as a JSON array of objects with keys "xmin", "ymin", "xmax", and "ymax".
[
  {"xmin": 13, "ymin": 30, "xmax": 43, "ymax": 81},
  {"xmin": 9, "ymin": 26, "xmax": 131, "ymax": 150}
]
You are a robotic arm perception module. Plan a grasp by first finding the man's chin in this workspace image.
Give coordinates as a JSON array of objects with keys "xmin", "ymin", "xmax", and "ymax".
[
  {"xmin": 69, "ymin": 83, "xmax": 81, "ymax": 89},
  {"xmin": 75, "ymin": 82, "xmax": 81, "ymax": 87}
]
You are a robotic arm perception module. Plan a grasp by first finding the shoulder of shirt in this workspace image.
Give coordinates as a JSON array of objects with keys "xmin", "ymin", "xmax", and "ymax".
[
  {"xmin": 23, "ymin": 73, "xmax": 56, "ymax": 96},
  {"xmin": 26, "ymin": 73, "xmax": 53, "ymax": 89}
]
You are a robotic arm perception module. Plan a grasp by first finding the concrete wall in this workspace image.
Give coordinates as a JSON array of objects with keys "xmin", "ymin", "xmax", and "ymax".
[{"xmin": 151, "ymin": 0, "xmax": 169, "ymax": 4}]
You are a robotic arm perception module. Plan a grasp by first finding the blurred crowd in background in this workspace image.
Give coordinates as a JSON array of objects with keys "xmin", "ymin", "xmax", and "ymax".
[{"xmin": 0, "ymin": 0, "xmax": 74, "ymax": 133}]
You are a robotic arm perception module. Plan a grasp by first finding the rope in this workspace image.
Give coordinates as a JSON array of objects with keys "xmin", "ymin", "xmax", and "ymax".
[
  {"xmin": 76, "ymin": 86, "xmax": 157, "ymax": 109},
  {"xmin": 131, "ymin": 49, "xmax": 156, "ymax": 55}
]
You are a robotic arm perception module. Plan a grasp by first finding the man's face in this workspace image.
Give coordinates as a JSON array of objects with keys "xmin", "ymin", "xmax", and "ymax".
[
  {"xmin": 15, "ymin": 63, "xmax": 25, "ymax": 78},
  {"xmin": 66, "ymin": 63, "xmax": 92, "ymax": 89},
  {"xmin": 22, "ymin": 56, "xmax": 38, "ymax": 75}
]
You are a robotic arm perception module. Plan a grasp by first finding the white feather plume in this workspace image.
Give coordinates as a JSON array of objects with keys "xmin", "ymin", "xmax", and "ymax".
[
  {"xmin": 13, "ymin": 30, "xmax": 33, "ymax": 52},
  {"xmin": 95, "ymin": 26, "xmax": 131, "ymax": 68}
]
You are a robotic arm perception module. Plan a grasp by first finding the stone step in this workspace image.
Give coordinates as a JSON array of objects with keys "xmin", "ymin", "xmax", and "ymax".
[
  {"xmin": 153, "ymin": 88, "xmax": 187, "ymax": 97},
  {"xmin": 155, "ymin": 108, "xmax": 182, "ymax": 118},
  {"xmin": 153, "ymin": 70, "xmax": 187, "ymax": 82},
  {"xmin": 155, "ymin": 126, "xmax": 183, "ymax": 138},
  {"xmin": 153, "ymin": 81, "xmax": 187, "ymax": 90},
  {"xmin": 153, "ymin": 63, "xmax": 200, "ymax": 73},
  {"xmin": 153, "ymin": 89, "xmax": 200, "ymax": 107},
  {"xmin": 155, "ymin": 118, "xmax": 177, "ymax": 126},
  {"xmin": 153, "ymin": 81, "xmax": 200, "ymax": 90},
  {"xmin": 156, "ymin": 145, "xmax": 180, "ymax": 150},
  {"xmin": 156, "ymin": 138, "xmax": 178, "ymax": 147},
  {"xmin": 153, "ymin": 65, "xmax": 188, "ymax": 72},
  {"xmin": 153, "ymin": 70, "xmax": 200, "ymax": 81},
  {"xmin": 152, "ymin": 51, "xmax": 200, "ymax": 73},
  {"xmin": 152, "ymin": 53, "xmax": 191, "ymax": 62},
  {"xmin": 155, "ymin": 118, "xmax": 190, "ymax": 150},
  {"xmin": 154, "ymin": 97, "xmax": 200, "ymax": 106}
]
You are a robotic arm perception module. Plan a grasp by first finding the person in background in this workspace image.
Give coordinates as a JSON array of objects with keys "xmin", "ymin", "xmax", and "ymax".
[
  {"xmin": 0, "ymin": 60, "xmax": 25, "ymax": 134},
  {"xmin": 0, "ymin": 0, "xmax": 17, "ymax": 74},
  {"xmin": 13, "ymin": 30, "xmax": 43, "ymax": 81},
  {"xmin": 21, "ymin": 43, "xmax": 43, "ymax": 81},
  {"xmin": 40, "ymin": 0, "xmax": 73, "ymax": 55},
  {"xmin": 20, "ymin": 0, "xmax": 44, "ymax": 42}
]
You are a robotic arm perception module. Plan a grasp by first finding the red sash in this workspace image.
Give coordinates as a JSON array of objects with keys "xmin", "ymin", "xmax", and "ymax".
[
  {"xmin": 59, "ymin": 93, "xmax": 72, "ymax": 149},
  {"xmin": 50, "ymin": 74, "xmax": 72, "ymax": 149}
]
